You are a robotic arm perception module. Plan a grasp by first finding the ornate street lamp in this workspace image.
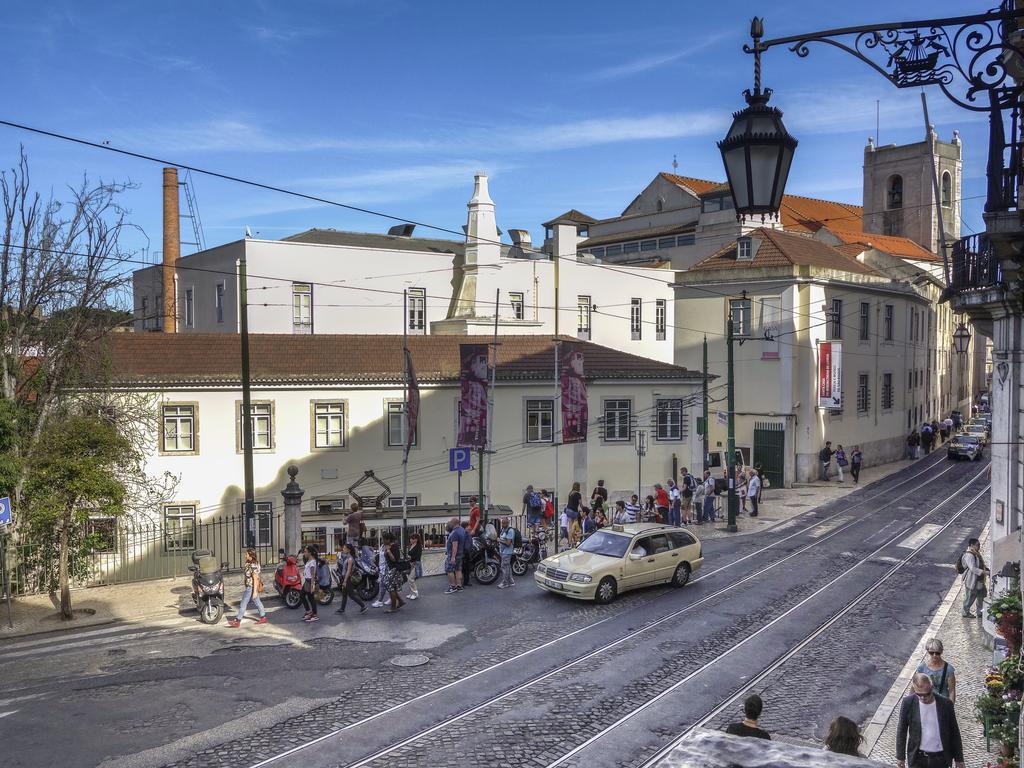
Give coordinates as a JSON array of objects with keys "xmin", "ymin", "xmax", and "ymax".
[
  {"xmin": 953, "ymin": 322, "xmax": 971, "ymax": 354},
  {"xmin": 718, "ymin": 18, "xmax": 798, "ymax": 219}
]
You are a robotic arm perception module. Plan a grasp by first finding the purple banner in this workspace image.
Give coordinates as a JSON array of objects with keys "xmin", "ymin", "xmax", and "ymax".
[
  {"xmin": 404, "ymin": 347, "xmax": 420, "ymax": 462},
  {"xmin": 457, "ymin": 344, "xmax": 489, "ymax": 448},
  {"xmin": 561, "ymin": 347, "xmax": 587, "ymax": 443}
]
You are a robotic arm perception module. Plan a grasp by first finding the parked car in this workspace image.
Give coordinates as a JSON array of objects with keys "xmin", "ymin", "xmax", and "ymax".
[
  {"xmin": 947, "ymin": 434, "xmax": 984, "ymax": 461},
  {"xmin": 535, "ymin": 523, "xmax": 703, "ymax": 604},
  {"xmin": 963, "ymin": 422, "xmax": 988, "ymax": 445}
]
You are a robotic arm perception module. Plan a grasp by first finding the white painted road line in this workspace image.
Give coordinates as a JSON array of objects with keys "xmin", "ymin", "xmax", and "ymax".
[{"xmin": 897, "ymin": 523, "xmax": 942, "ymax": 549}]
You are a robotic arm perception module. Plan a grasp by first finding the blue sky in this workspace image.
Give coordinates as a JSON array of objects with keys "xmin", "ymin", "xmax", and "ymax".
[{"xmin": 1, "ymin": 0, "xmax": 988, "ymax": 262}]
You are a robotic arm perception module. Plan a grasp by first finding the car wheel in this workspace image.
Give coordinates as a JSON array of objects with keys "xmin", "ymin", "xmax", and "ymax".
[
  {"xmin": 594, "ymin": 576, "xmax": 617, "ymax": 605},
  {"xmin": 671, "ymin": 563, "xmax": 692, "ymax": 588}
]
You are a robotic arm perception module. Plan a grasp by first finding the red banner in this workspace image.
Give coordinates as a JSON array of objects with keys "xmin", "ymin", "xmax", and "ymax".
[
  {"xmin": 404, "ymin": 347, "xmax": 419, "ymax": 462},
  {"xmin": 457, "ymin": 344, "xmax": 489, "ymax": 447},
  {"xmin": 561, "ymin": 346, "xmax": 588, "ymax": 443},
  {"xmin": 818, "ymin": 341, "xmax": 842, "ymax": 409}
]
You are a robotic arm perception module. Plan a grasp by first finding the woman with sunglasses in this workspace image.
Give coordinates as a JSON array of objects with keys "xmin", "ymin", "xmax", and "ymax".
[{"xmin": 915, "ymin": 637, "xmax": 956, "ymax": 703}]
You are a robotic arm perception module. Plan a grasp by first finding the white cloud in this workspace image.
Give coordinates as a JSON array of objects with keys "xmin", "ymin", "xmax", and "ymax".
[{"xmin": 587, "ymin": 33, "xmax": 731, "ymax": 81}]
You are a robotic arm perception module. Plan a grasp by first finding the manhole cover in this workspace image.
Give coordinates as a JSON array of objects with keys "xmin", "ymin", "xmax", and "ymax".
[{"xmin": 390, "ymin": 654, "xmax": 429, "ymax": 667}]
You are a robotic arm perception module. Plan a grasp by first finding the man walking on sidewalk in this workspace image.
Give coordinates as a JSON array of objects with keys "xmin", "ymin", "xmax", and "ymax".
[
  {"xmin": 747, "ymin": 470, "xmax": 761, "ymax": 518},
  {"xmin": 497, "ymin": 516, "xmax": 516, "ymax": 589},
  {"xmin": 819, "ymin": 441, "xmax": 833, "ymax": 481},
  {"xmin": 894, "ymin": 672, "xmax": 964, "ymax": 768},
  {"xmin": 960, "ymin": 538, "xmax": 989, "ymax": 618}
]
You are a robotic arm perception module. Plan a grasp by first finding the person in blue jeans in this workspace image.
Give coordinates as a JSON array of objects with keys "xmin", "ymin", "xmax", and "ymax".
[
  {"xmin": 228, "ymin": 548, "xmax": 267, "ymax": 627},
  {"xmin": 701, "ymin": 470, "xmax": 716, "ymax": 523}
]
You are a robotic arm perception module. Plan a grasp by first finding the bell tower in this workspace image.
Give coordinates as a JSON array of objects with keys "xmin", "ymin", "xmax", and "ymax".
[{"xmin": 862, "ymin": 128, "xmax": 962, "ymax": 255}]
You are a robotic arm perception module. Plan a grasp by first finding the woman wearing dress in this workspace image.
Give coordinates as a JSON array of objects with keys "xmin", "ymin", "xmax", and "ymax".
[{"xmin": 380, "ymin": 532, "xmax": 406, "ymax": 614}]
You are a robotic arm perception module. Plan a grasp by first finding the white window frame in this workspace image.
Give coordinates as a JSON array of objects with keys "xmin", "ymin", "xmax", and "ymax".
[
  {"xmin": 215, "ymin": 282, "xmax": 225, "ymax": 324},
  {"xmin": 603, "ymin": 398, "xmax": 632, "ymax": 443},
  {"xmin": 577, "ymin": 296, "xmax": 592, "ymax": 341},
  {"xmin": 408, "ymin": 287, "xmax": 426, "ymax": 333},
  {"xmin": 386, "ymin": 400, "xmax": 417, "ymax": 449},
  {"xmin": 525, "ymin": 399, "xmax": 554, "ymax": 444},
  {"xmin": 161, "ymin": 403, "xmax": 197, "ymax": 454},
  {"xmin": 292, "ymin": 283, "xmax": 313, "ymax": 334},
  {"xmin": 729, "ymin": 298, "xmax": 751, "ymax": 338},
  {"xmin": 312, "ymin": 401, "xmax": 346, "ymax": 449},
  {"xmin": 387, "ymin": 495, "xmax": 419, "ymax": 508},
  {"xmin": 737, "ymin": 237, "xmax": 753, "ymax": 260},
  {"xmin": 760, "ymin": 296, "xmax": 781, "ymax": 359},
  {"xmin": 240, "ymin": 501, "xmax": 274, "ymax": 547},
  {"xmin": 237, "ymin": 401, "xmax": 274, "ymax": 452},
  {"xmin": 164, "ymin": 504, "xmax": 197, "ymax": 552},
  {"xmin": 655, "ymin": 299, "xmax": 667, "ymax": 341},
  {"xmin": 655, "ymin": 398, "xmax": 684, "ymax": 441},
  {"xmin": 630, "ymin": 299, "xmax": 642, "ymax": 341},
  {"xmin": 509, "ymin": 292, "xmax": 524, "ymax": 321}
]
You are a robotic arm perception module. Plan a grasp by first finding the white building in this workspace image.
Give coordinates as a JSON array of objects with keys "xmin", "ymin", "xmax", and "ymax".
[
  {"xmin": 101, "ymin": 333, "xmax": 704, "ymax": 540},
  {"xmin": 133, "ymin": 175, "xmax": 677, "ymax": 362}
]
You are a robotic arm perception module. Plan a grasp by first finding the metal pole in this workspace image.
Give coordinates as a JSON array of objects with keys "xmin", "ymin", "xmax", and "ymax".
[
  {"xmin": 636, "ymin": 432, "xmax": 643, "ymax": 501},
  {"xmin": 553, "ymin": 248, "xmax": 560, "ymax": 337},
  {"xmin": 553, "ymin": 338, "xmax": 561, "ymax": 555},
  {"xmin": 239, "ymin": 257, "xmax": 256, "ymax": 548},
  {"xmin": 401, "ymin": 289, "xmax": 408, "ymax": 553},
  {"xmin": 457, "ymin": 470, "xmax": 462, "ymax": 522},
  {"xmin": 702, "ymin": 335, "xmax": 709, "ymax": 473},
  {"xmin": 2, "ymin": 532, "xmax": 12, "ymax": 629},
  {"xmin": 726, "ymin": 315, "xmax": 738, "ymax": 533},
  {"xmin": 485, "ymin": 289, "xmax": 500, "ymax": 522}
]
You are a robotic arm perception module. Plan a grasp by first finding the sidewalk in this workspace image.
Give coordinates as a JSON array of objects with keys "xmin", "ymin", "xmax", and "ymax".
[
  {"xmin": 695, "ymin": 458, "xmax": 916, "ymax": 540},
  {"xmin": 866, "ymin": 530, "xmax": 995, "ymax": 767}
]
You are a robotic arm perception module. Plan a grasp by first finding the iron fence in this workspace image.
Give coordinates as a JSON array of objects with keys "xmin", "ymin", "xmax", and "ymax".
[{"xmin": 950, "ymin": 234, "xmax": 1003, "ymax": 293}]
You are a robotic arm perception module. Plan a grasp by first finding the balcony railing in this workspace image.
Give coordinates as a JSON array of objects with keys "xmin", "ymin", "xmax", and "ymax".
[{"xmin": 949, "ymin": 234, "xmax": 1003, "ymax": 294}]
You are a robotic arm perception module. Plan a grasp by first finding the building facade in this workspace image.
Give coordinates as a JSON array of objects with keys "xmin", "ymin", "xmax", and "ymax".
[{"xmin": 100, "ymin": 333, "xmax": 704, "ymax": 539}]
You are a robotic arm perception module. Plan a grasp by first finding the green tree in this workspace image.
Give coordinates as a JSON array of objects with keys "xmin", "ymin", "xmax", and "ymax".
[{"xmin": 24, "ymin": 413, "xmax": 138, "ymax": 619}]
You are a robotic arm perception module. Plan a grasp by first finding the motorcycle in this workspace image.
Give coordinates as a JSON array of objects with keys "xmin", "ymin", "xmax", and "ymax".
[
  {"xmin": 188, "ymin": 550, "xmax": 226, "ymax": 624},
  {"xmin": 469, "ymin": 528, "xmax": 501, "ymax": 585},
  {"xmin": 512, "ymin": 528, "xmax": 547, "ymax": 577},
  {"xmin": 274, "ymin": 553, "xmax": 303, "ymax": 609},
  {"xmin": 349, "ymin": 545, "xmax": 380, "ymax": 602}
]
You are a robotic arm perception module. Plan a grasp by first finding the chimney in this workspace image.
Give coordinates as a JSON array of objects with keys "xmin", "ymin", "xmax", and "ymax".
[{"xmin": 162, "ymin": 167, "xmax": 180, "ymax": 332}]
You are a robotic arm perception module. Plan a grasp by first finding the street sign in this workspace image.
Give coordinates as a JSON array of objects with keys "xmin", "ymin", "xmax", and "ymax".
[
  {"xmin": 716, "ymin": 411, "xmax": 728, "ymax": 426},
  {"xmin": 449, "ymin": 447, "xmax": 472, "ymax": 472},
  {"xmin": 818, "ymin": 341, "xmax": 843, "ymax": 409},
  {"xmin": 0, "ymin": 497, "xmax": 10, "ymax": 527}
]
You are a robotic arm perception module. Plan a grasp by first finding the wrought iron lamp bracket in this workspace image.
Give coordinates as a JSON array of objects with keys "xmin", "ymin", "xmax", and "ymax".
[{"xmin": 746, "ymin": 5, "xmax": 1024, "ymax": 111}]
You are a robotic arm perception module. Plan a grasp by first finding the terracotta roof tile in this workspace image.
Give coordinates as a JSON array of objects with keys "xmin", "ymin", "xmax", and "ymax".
[
  {"xmin": 98, "ymin": 334, "xmax": 702, "ymax": 386},
  {"xmin": 823, "ymin": 227, "xmax": 939, "ymax": 262},
  {"xmin": 688, "ymin": 228, "xmax": 877, "ymax": 275},
  {"xmin": 659, "ymin": 173, "xmax": 728, "ymax": 196}
]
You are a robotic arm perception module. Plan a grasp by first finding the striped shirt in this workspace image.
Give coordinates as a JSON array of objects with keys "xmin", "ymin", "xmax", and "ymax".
[{"xmin": 623, "ymin": 503, "xmax": 640, "ymax": 523}]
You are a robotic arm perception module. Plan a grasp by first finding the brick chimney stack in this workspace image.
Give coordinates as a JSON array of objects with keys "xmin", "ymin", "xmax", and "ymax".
[{"xmin": 162, "ymin": 167, "xmax": 180, "ymax": 332}]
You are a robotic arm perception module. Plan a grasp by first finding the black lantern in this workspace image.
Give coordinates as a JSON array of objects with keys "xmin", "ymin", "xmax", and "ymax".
[
  {"xmin": 718, "ymin": 18, "xmax": 798, "ymax": 219},
  {"xmin": 953, "ymin": 322, "xmax": 971, "ymax": 354}
]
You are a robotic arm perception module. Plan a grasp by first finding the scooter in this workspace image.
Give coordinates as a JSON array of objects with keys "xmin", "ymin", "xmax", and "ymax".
[
  {"xmin": 469, "ymin": 528, "xmax": 501, "ymax": 585},
  {"xmin": 188, "ymin": 550, "xmax": 226, "ymax": 624},
  {"xmin": 274, "ymin": 553, "xmax": 303, "ymax": 609}
]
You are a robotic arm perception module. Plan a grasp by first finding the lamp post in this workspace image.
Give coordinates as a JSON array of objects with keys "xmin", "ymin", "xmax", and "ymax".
[{"xmin": 953, "ymin": 322, "xmax": 972, "ymax": 354}]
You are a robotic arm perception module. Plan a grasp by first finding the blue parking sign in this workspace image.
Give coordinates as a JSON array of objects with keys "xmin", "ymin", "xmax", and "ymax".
[
  {"xmin": 449, "ymin": 447, "xmax": 472, "ymax": 472},
  {"xmin": 0, "ymin": 497, "xmax": 10, "ymax": 527}
]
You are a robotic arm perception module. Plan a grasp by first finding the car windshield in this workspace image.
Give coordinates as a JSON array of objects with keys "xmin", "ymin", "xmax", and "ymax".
[
  {"xmin": 577, "ymin": 531, "xmax": 632, "ymax": 558},
  {"xmin": 958, "ymin": 435, "xmax": 980, "ymax": 445},
  {"xmin": 967, "ymin": 425, "xmax": 985, "ymax": 433}
]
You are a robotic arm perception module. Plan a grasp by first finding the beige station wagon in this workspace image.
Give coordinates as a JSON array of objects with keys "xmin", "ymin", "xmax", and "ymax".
[{"xmin": 535, "ymin": 523, "xmax": 704, "ymax": 604}]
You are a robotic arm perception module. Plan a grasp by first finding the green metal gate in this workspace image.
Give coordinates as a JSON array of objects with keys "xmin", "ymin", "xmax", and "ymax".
[{"xmin": 753, "ymin": 421, "xmax": 785, "ymax": 489}]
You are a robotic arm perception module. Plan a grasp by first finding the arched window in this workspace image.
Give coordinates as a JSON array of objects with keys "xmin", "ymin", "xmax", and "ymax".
[
  {"xmin": 941, "ymin": 171, "xmax": 952, "ymax": 207},
  {"xmin": 656, "ymin": 197, "xmax": 665, "ymax": 212},
  {"xmin": 887, "ymin": 175, "xmax": 903, "ymax": 210}
]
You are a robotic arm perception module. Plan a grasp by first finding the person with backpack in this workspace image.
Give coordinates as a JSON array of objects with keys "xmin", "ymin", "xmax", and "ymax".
[
  {"xmin": 380, "ymin": 531, "xmax": 406, "ymax": 613},
  {"xmin": 522, "ymin": 485, "xmax": 544, "ymax": 532},
  {"xmin": 915, "ymin": 638, "xmax": 956, "ymax": 704},
  {"xmin": 497, "ymin": 516, "xmax": 516, "ymax": 589},
  {"xmin": 300, "ymin": 545, "xmax": 319, "ymax": 623},
  {"xmin": 680, "ymin": 468, "xmax": 696, "ymax": 525},
  {"xmin": 228, "ymin": 548, "xmax": 268, "ymax": 627},
  {"xmin": 959, "ymin": 538, "xmax": 989, "ymax": 618},
  {"xmin": 921, "ymin": 423, "xmax": 934, "ymax": 455},
  {"xmin": 334, "ymin": 541, "xmax": 368, "ymax": 615},
  {"xmin": 850, "ymin": 446, "xmax": 863, "ymax": 484},
  {"xmin": 541, "ymin": 489, "xmax": 554, "ymax": 532},
  {"xmin": 590, "ymin": 479, "xmax": 608, "ymax": 514}
]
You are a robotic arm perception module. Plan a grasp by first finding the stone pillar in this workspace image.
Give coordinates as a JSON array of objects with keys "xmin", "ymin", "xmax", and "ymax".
[{"xmin": 281, "ymin": 465, "xmax": 304, "ymax": 557}]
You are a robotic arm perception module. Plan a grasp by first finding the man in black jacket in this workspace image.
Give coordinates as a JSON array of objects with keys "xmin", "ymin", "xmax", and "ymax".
[{"xmin": 895, "ymin": 673, "xmax": 965, "ymax": 768}]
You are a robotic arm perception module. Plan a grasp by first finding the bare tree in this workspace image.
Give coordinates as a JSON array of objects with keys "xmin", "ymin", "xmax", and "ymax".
[{"xmin": 0, "ymin": 148, "xmax": 137, "ymax": 510}]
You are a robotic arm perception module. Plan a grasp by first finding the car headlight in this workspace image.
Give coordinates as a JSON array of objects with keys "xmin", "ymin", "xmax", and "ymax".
[
  {"xmin": 569, "ymin": 573, "xmax": 593, "ymax": 583},
  {"xmin": 537, "ymin": 563, "xmax": 547, "ymax": 575}
]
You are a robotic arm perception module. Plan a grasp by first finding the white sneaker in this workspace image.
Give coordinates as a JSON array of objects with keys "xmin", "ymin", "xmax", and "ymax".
[
  {"xmin": 371, "ymin": 601, "xmax": 383, "ymax": 608},
  {"xmin": 408, "ymin": 593, "xmax": 418, "ymax": 600}
]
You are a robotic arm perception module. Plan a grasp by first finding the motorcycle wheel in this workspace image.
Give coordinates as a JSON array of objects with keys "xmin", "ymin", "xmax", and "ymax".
[
  {"xmin": 317, "ymin": 587, "xmax": 335, "ymax": 606},
  {"xmin": 474, "ymin": 560, "xmax": 499, "ymax": 585},
  {"xmin": 199, "ymin": 600, "xmax": 223, "ymax": 625},
  {"xmin": 357, "ymin": 579, "xmax": 378, "ymax": 602},
  {"xmin": 283, "ymin": 587, "xmax": 303, "ymax": 609},
  {"xmin": 511, "ymin": 558, "xmax": 529, "ymax": 577}
]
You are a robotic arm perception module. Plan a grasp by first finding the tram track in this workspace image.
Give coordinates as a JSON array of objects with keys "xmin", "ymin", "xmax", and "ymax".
[
  {"xmin": 237, "ymin": 456, "xmax": 978, "ymax": 768},
  {"xmin": 333, "ymin": 465, "xmax": 988, "ymax": 768}
]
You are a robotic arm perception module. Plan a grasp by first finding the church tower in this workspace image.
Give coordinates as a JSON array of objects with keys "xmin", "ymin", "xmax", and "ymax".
[{"xmin": 862, "ymin": 128, "xmax": 962, "ymax": 255}]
